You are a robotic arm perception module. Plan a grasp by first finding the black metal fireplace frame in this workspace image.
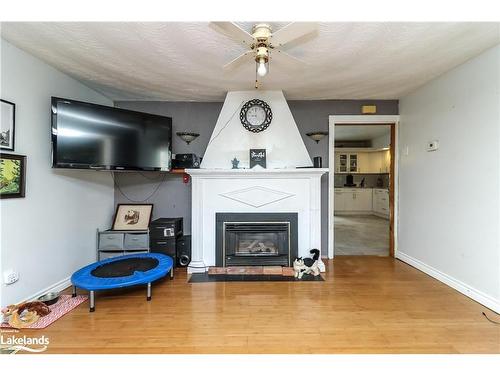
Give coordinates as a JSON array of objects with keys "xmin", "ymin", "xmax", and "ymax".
[{"xmin": 215, "ymin": 213, "xmax": 298, "ymax": 267}]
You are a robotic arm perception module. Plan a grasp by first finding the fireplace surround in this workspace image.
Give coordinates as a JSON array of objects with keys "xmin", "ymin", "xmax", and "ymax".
[
  {"xmin": 185, "ymin": 168, "xmax": 328, "ymax": 273},
  {"xmin": 216, "ymin": 213, "xmax": 298, "ymax": 267}
]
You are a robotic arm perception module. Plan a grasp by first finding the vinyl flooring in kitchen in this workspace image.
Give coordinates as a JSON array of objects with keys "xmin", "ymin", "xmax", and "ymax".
[{"xmin": 334, "ymin": 214, "xmax": 389, "ymax": 256}]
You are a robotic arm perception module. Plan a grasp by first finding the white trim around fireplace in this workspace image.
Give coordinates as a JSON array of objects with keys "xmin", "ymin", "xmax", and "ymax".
[{"xmin": 186, "ymin": 168, "xmax": 328, "ymax": 273}]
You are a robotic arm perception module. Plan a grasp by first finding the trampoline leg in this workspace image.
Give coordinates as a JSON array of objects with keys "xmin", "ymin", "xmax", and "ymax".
[
  {"xmin": 72, "ymin": 285, "xmax": 77, "ymax": 298},
  {"xmin": 89, "ymin": 291, "xmax": 95, "ymax": 312},
  {"xmin": 147, "ymin": 283, "xmax": 152, "ymax": 301},
  {"xmin": 170, "ymin": 268, "xmax": 174, "ymax": 280}
]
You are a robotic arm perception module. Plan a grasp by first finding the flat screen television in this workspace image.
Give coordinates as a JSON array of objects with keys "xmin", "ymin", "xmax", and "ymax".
[{"xmin": 51, "ymin": 97, "xmax": 172, "ymax": 171}]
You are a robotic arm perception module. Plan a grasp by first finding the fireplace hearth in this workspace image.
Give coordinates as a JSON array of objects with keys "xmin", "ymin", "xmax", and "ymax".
[{"xmin": 216, "ymin": 213, "xmax": 298, "ymax": 267}]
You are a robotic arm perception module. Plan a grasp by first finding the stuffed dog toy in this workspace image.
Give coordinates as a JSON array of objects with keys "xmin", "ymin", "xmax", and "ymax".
[{"xmin": 293, "ymin": 249, "xmax": 320, "ymax": 279}]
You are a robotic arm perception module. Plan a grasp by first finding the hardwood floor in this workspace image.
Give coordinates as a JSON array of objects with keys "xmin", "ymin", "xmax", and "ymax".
[{"xmin": 6, "ymin": 257, "xmax": 500, "ymax": 354}]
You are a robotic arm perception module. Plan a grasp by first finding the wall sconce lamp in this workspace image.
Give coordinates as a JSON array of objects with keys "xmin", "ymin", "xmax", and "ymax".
[
  {"xmin": 176, "ymin": 132, "xmax": 200, "ymax": 145},
  {"xmin": 306, "ymin": 131, "xmax": 329, "ymax": 144}
]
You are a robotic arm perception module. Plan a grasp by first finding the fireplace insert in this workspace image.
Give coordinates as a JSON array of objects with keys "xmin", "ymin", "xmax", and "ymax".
[{"xmin": 216, "ymin": 213, "xmax": 298, "ymax": 267}]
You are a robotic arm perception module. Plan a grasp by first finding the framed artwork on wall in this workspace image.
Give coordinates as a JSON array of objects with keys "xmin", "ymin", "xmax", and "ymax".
[
  {"xmin": 112, "ymin": 204, "xmax": 153, "ymax": 231},
  {"xmin": 0, "ymin": 153, "xmax": 26, "ymax": 199},
  {"xmin": 1, "ymin": 99, "xmax": 16, "ymax": 151}
]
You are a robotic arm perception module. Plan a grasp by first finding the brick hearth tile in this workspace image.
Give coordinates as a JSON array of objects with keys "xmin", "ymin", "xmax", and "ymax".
[
  {"xmin": 226, "ymin": 266, "xmax": 264, "ymax": 275},
  {"xmin": 208, "ymin": 267, "xmax": 227, "ymax": 275},
  {"xmin": 282, "ymin": 267, "xmax": 295, "ymax": 277},
  {"xmin": 262, "ymin": 266, "xmax": 283, "ymax": 275},
  {"xmin": 246, "ymin": 267, "xmax": 264, "ymax": 275},
  {"xmin": 226, "ymin": 267, "xmax": 246, "ymax": 274}
]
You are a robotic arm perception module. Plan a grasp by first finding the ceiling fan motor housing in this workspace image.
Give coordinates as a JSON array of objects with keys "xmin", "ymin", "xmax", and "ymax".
[
  {"xmin": 256, "ymin": 46, "xmax": 269, "ymax": 63},
  {"xmin": 252, "ymin": 23, "xmax": 272, "ymax": 40}
]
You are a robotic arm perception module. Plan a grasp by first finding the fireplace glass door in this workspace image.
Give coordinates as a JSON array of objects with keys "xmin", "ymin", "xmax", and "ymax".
[
  {"xmin": 223, "ymin": 222, "xmax": 290, "ymax": 266},
  {"xmin": 235, "ymin": 232, "xmax": 280, "ymax": 256}
]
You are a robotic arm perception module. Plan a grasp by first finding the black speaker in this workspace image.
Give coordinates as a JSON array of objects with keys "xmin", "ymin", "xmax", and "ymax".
[
  {"xmin": 172, "ymin": 154, "xmax": 201, "ymax": 169},
  {"xmin": 176, "ymin": 235, "xmax": 191, "ymax": 267},
  {"xmin": 149, "ymin": 217, "xmax": 183, "ymax": 267}
]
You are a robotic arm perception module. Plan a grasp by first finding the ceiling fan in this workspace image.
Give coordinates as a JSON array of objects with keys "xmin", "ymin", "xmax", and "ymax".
[{"xmin": 210, "ymin": 22, "xmax": 317, "ymax": 87}]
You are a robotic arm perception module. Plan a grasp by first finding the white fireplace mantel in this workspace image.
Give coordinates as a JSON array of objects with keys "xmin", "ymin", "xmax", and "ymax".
[
  {"xmin": 186, "ymin": 168, "xmax": 328, "ymax": 273},
  {"xmin": 186, "ymin": 168, "xmax": 329, "ymax": 178}
]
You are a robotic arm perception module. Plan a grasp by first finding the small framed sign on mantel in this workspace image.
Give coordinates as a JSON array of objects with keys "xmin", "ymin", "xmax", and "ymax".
[{"xmin": 250, "ymin": 149, "xmax": 266, "ymax": 169}]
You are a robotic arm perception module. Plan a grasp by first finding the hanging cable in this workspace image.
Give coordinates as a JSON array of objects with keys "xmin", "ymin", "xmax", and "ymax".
[
  {"xmin": 138, "ymin": 171, "xmax": 165, "ymax": 181},
  {"xmin": 482, "ymin": 311, "xmax": 500, "ymax": 325},
  {"xmin": 206, "ymin": 100, "xmax": 245, "ymax": 148},
  {"xmin": 112, "ymin": 172, "xmax": 167, "ymax": 203}
]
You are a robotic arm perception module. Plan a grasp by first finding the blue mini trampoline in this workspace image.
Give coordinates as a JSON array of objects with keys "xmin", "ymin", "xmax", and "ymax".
[{"xmin": 71, "ymin": 253, "xmax": 173, "ymax": 312}]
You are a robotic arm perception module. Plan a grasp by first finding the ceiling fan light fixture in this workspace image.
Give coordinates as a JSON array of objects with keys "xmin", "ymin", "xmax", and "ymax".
[
  {"xmin": 257, "ymin": 57, "xmax": 268, "ymax": 77},
  {"xmin": 255, "ymin": 45, "xmax": 269, "ymax": 78},
  {"xmin": 212, "ymin": 22, "xmax": 315, "ymax": 85}
]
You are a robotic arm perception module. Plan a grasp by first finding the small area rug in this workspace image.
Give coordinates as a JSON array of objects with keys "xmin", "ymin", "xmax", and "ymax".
[{"xmin": 1, "ymin": 294, "xmax": 88, "ymax": 329}]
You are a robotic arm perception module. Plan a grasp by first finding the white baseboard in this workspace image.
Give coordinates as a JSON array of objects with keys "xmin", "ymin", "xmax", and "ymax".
[
  {"xmin": 16, "ymin": 276, "xmax": 72, "ymax": 305},
  {"xmin": 397, "ymin": 251, "xmax": 500, "ymax": 314}
]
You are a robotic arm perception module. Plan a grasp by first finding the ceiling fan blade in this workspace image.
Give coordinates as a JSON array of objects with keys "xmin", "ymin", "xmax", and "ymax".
[
  {"xmin": 270, "ymin": 22, "xmax": 317, "ymax": 47},
  {"xmin": 223, "ymin": 50, "xmax": 255, "ymax": 71},
  {"xmin": 271, "ymin": 49, "xmax": 306, "ymax": 71},
  {"xmin": 210, "ymin": 22, "xmax": 255, "ymax": 46}
]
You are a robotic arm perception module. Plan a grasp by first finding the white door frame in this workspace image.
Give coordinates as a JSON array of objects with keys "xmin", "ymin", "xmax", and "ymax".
[{"xmin": 328, "ymin": 115, "xmax": 400, "ymax": 259}]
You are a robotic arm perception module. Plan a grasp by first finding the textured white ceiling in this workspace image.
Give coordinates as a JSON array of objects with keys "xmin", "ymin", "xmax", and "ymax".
[
  {"xmin": 1, "ymin": 22, "xmax": 499, "ymax": 101},
  {"xmin": 335, "ymin": 125, "xmax": 390, "ymax": 141}
]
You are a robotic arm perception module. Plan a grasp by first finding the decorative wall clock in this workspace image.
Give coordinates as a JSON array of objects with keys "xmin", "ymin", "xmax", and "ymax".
[{"xmin": 240, "ymin": 99, "xmax": 272, "ymax": 133}]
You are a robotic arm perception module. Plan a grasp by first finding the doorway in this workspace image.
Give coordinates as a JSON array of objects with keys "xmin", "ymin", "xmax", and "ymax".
[{"xmin": 327, "ymin": 115, "xmax": 399, "ymax": 259}]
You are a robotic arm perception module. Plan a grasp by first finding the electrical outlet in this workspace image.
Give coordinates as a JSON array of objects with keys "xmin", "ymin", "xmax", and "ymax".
[
  {"xmin": 3, "ymin": 269, "xmax": 19, "ymax": 285},
  {"xmin": 426, "ymin": 140, "xmax": 439, "ymax": 152}
]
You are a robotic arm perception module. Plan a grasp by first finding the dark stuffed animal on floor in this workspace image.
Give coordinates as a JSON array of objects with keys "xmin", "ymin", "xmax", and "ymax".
[
  {"xmin": 1, "ymin": 301, "xmax": 51, "ymax": 329},
  {"xmin": 293, "ymin": 249, "xmax": 320, "ymax": 279}
]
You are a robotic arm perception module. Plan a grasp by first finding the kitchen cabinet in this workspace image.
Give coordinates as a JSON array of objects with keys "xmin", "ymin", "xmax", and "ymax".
[
  {"xmin": 373, "ymin": 189, "xmax": 389, "ymax": 218},
  {"xmin": 334, "ymin": 189, "xmax": 346, "ymax": 211},
  {"xmin": 334, "ymin": 188, "xmax": 372, "ymax": 212},
  {"xmin": 351, "ymin": 189, "xmax": 372, "ymax": 211},
  {"xmin": 363, "ymin": 151, "xmax": 390, "ymax": 173},
  {"xmin": 334, "ymin": 188, "xmax": 389, "ymax": 218},
  {"xmin": 335, "ymin": 150, "xmax": 390, "ymax": 174},
  {"xmin": 335, "ymin": 153, "xmax": 358, "ymax": 173}
]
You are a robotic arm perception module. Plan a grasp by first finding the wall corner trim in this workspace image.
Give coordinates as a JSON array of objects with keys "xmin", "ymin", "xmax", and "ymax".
[{"xmin": 397, "ymin": 251, "xmax": 500, "ymax": 314}]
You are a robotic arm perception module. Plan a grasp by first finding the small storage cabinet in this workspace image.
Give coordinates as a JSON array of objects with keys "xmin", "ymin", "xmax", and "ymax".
[{"xmin": 97, "ymin": 229, "xmax": 150, "ymax": 261}]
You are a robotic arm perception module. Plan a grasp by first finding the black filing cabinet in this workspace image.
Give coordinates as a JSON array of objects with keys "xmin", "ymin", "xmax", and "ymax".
[{"xmin": 149, "ymin": 218, "xmax": 183, "ymax": 266}]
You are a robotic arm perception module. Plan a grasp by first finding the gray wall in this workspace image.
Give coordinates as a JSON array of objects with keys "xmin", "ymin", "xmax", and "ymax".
[{"xmin": 114, "ymin": 99, "xmax": 398, "ymax": 252}]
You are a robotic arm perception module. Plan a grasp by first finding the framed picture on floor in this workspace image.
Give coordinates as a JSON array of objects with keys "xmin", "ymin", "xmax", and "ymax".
[
  {"xmin": 1, "ymin": 99, "xmax": 16, "ymax": 151},
  {"xmin": 0, "ymin": 153, "xmax": 26, "ymax": 199},
  {"xmin": 112, "ymin": 204, "xmax": 153, "ymax": 231}
]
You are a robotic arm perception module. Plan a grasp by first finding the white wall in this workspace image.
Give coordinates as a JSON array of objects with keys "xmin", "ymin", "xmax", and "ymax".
[
  {"xmin": 398, "ymin": 44, "xmax": 500, "ymax": 312},
  {"xmin": 0, "ymin": 40, "xmax": 115, "ymax": 306},
  {"xmin": 201, "ymin": 91, "xmax": 312, "ymax": 169},
  {"xmin": 371, "ymin": 132, "xmax": 390, "ymax": 148}
]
